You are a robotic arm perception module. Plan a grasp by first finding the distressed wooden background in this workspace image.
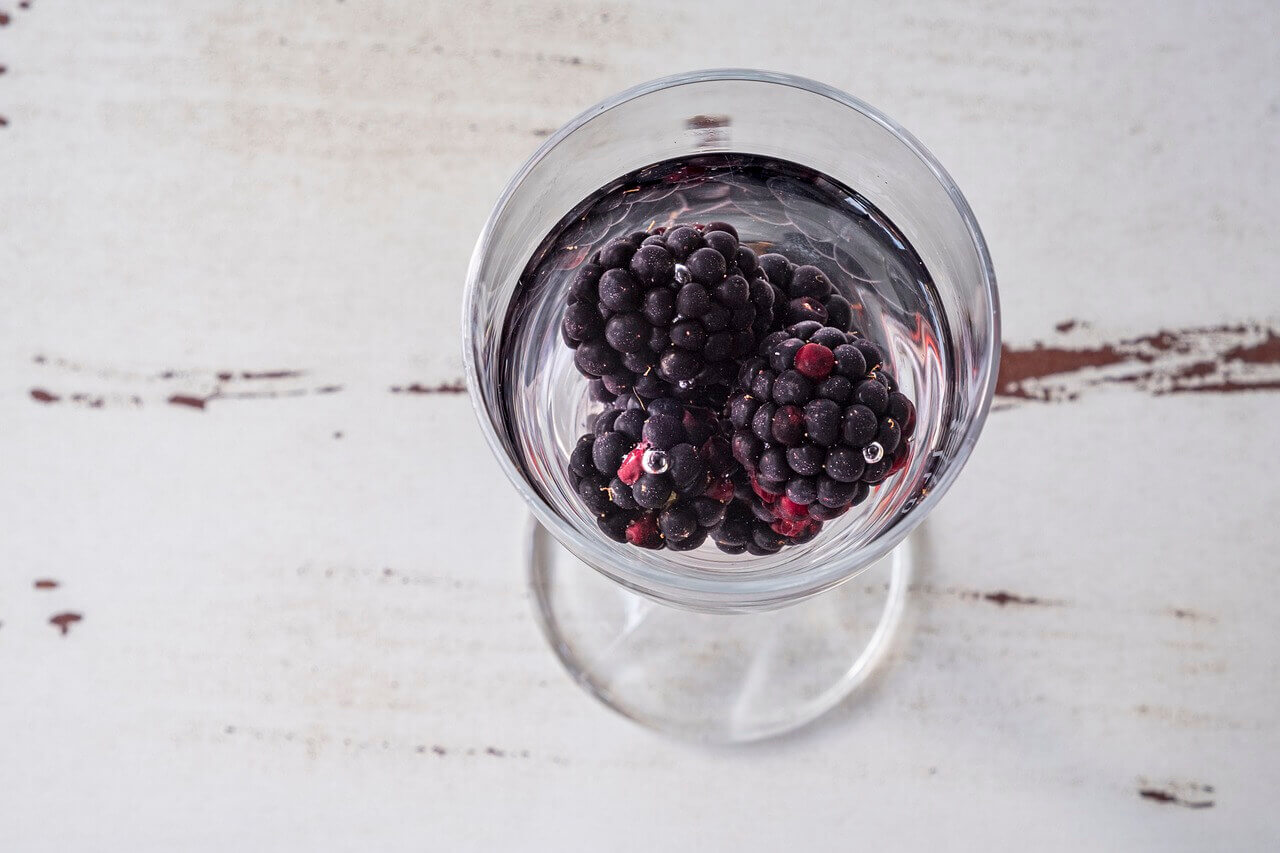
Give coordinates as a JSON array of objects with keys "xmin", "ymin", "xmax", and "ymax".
[{"xmin": 3, "ymin": 1, "xmax": 1278, "ymax": 850}]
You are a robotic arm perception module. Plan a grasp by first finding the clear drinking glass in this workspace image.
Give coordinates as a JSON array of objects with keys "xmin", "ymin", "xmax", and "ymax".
[{"xmin": 463, "ymin": 70, "xmax": 999, "ymax": 742}]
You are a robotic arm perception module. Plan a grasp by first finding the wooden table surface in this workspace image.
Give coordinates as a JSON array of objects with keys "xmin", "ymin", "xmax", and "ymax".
[{"xmin": 3, "ymin": 2, "xmax": 1278, "ymax": 850}]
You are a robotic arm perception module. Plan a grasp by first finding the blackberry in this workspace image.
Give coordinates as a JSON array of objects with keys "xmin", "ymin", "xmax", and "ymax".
[
  {"xmin": 565, "ymin": 398, "xmax": 744, "ymax": 550},
  {"xmin": 560, "ymin": 225, "xmax": 700, "ymax": 402},
  {"xmin": 569, "ymin": 222, "xmax": 780, "ymax": 406},
  {"xmin": 720, "ymin": 322, "xmax": 919, "ymax": 547}
]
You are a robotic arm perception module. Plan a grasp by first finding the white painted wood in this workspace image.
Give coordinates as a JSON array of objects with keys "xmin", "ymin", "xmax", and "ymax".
[{"xmin": 2, "ymin": 1, "xmax": 1277, "ymax": 849}]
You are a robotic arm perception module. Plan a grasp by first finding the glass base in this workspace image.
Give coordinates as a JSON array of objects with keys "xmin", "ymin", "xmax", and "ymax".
[{"xmin": 528, "ymin": 521, "xmax": 912, "ymax": 744}]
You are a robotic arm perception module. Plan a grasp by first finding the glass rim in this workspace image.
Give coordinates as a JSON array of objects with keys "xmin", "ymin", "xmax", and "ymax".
[{"xmin": 462, "ymin": 68, "xmax": 1001, "ymax": 610}]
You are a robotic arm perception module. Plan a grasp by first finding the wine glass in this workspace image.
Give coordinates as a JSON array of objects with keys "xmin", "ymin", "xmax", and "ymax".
[{"xmin": 463, "ymin": 69, "xmax": 999, "ymax": 742}]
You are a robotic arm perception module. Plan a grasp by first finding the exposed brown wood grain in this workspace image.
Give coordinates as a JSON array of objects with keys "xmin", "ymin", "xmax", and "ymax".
[
  {"xmin": 998, "ymin": 322, "xmax": 1280, "ymax": 404},
  {"xmin": 1140, "ymin": 787, "xmax": 1215, "ymax": 809},
  {"xmin": 48, "ymin": 612, "xmax": 82, "ymax": 636},
  {"xmin": 389, "ymin": 382, "xmax": 467, "ymax": 395}
]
